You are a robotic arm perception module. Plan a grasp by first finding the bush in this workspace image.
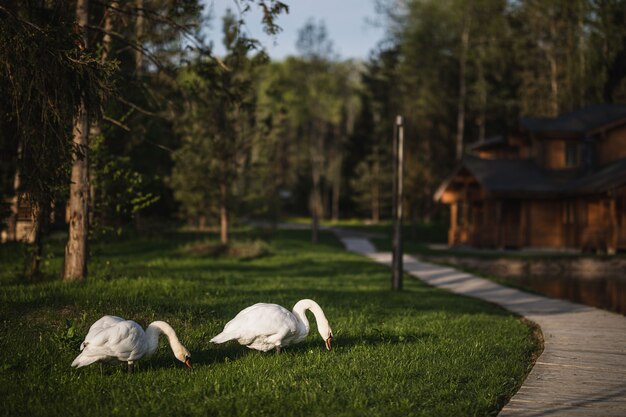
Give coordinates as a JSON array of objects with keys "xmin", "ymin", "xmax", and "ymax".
[{"xmin": 181, "ymin": 239, "xmax": 271, "ymax": 260}]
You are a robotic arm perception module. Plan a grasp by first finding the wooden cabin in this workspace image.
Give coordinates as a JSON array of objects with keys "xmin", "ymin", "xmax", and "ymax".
[
  {"xmin": 1, "ymin": 171, "xmax": 35, "ymax": 243},
  {"xmin": 435, "ymin": 104, "xmax": 626, "ymax": 253},
  {"xmin": 1, "ymin": 194, "xmax": 35, "ymax": 243}
]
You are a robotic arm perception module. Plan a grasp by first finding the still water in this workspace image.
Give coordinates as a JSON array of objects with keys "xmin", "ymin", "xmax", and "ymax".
[{"xmin": 501, "ymin": 274, "xmax": 626, "ymax": 316}]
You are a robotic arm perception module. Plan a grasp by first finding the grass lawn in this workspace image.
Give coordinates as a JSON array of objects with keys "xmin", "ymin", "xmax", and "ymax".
[{"xmin": 0, "ymin": 230, "xmax": 539, "ymax": 417}]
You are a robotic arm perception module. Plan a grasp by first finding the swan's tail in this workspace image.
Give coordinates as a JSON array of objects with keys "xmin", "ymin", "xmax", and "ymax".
[
  {"xmin": 210, "ymin": 331, "xmax": 233, "ymax": 344},
  {"xmin": 71, "ymin": 352, "xmax": 99, "ymax": 368}
]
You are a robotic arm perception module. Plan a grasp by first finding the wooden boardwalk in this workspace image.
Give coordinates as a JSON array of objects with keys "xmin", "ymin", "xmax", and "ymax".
[{"xmin": 336, "ymin": 233, "xmax": 626, "ymax": 417}]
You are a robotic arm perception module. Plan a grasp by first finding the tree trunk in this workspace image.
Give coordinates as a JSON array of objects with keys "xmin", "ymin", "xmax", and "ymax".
[
  {"xmin": 219, "ymin": 161, "xmax": 228, "ymax": 245},
  {"xmin": 548, "ymin": 51, "xmax": 559, "ymax": 116},
  {"xmin": 26, "ymin": 203, "xmax": 45, "ymax": 279},
  {"xmin": 310, "ymin": 163, "xmax": 322, "ymax": 244},
  {"xmin": 548, "ymin": 20, "xmax": 559, "ymax": 116},
  {"xmin": 372, "ymin": 148, "xmax": 380, "ymax": 223},
  {"xmin": 89, "ymin": 0, "xmax": 115, "ymax": 229},
  {"xmin": 331, "ymin": 159, "xmax": 341, "ymax": 221},
  {"xmin": 135, "ymin": 0, "xmax": 144, "ymax": 75},
  {"xmin": 64, "ymin": 0, "xmax": 90, "ymax": 281},
  {"xmin": 577, "ymin": 8, "xmax": 585, "ymax": 107},
  {"xmin": 309, "ymin": 123, "xmax": 324, "ymax": 244},
  {"xmin": 101, "ymin": 1, "xmax": 115, "ymax": 65},
  {"xmin": 476, "ymin": 46, "xmax": 487, "ymax": 142},
  {"xmin": 455, "ymin": 11, "xmax": 470, "ymax": 160}
]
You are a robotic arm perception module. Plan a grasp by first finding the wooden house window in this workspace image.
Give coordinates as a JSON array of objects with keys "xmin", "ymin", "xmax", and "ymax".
[{"xmin": 565, "ymin": 142, "xmax": 578, "ymax": 167}]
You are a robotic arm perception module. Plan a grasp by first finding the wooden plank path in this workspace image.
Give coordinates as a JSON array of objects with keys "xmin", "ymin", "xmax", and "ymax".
[{"xmin": 335, "ymin": 231, "xmax": 626, "ymax": 417}]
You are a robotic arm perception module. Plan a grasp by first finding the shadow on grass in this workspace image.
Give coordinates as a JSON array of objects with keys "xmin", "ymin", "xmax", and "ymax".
[{"xmin": 173, "ymin": 331, "xmax": 439, "ymax": 368}]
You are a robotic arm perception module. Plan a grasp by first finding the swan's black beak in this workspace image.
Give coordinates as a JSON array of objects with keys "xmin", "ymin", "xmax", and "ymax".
[
  {"xmin": 184, "ymin": 356, "xmax": 192, "ymax": 369},
  {"xmin": 325, "ymin": 336, "xmax": 332, "ymax": 351}
]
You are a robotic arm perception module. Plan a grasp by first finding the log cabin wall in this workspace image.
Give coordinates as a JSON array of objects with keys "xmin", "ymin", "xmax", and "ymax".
[
  {"xmin": 476, "ymin": 147, "xmax": 519, "ymax": 159},
  {"xmin": 617, "ymin": 188, "xmax": 626, "ymax": 250},
  {"xmin": 580, "ymin": 198, "xmax": 614, "ymax": 252},
  {"xmin": 596, "ymin": 125, "xmax": 626, "ymax": 166},
  {"xmin": 527, "ymin": 200, "xmax": 563, "ymax": 247},
  {"xmin": 468, "ymin": 199, "xmax": 498, "ymax": 247},
  {"xmin": 560, "ymin": 198, "xmax": 587, "ymax": 248},
  {"xmin": 1, "ymin": 195, "xmax": 35, "ymax": 244},
  {"xmin": 540, "ymin": 138, "xmax": 582, "ymax": 170},
  {"xmin": 449, "ymin": 201, "xmax": 459, "ymax": 245},
  {"xmin": 542, "ymin": 139, "xmax": 566, "ymax": 169},
  {"xmin": 437, "ymin": 106, "xmax": 626, "ymax": 253},
  {"xmin": 510, "ymin": 135, "xmax": 531, "ymax": 159}
]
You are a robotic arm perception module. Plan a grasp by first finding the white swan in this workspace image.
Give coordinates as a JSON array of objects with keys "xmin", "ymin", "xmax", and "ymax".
[
  {"xmin": 71, "ymin": 315, "xmax": 192, "ymax": 371},
  {"xmin": 210, "ymin": 299, "xmax": 333, "ymax": 353}
]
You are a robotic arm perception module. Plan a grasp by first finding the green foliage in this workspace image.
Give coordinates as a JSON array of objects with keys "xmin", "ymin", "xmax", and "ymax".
[
  {"xmin": 0, "ymin": 2, "xmax": 114, "ymax": 209},
  {"xmin": 350, "ymin": 150, "xmax": 393, "ymax": 219},
  {"xmin": 170, "ymin": 10, "xmax": 268, "ymax": 231},
  {"xmin": 255, "ymin": 30, "xmax": 362, "ymax": 220},
  {"xmin": 365, "ymin": 0, "xmax": 626, "ymax": 221},
  {"xmin": 0, "ymin": 230, "xmax": 539, "ymax": 417},
  {"xmin": 180, "ymin": 238, "xmax": 271, "ymax": 260},
  {"xmin": 90, "ymin": 134, "xmax": 160, "ymax": 238}
]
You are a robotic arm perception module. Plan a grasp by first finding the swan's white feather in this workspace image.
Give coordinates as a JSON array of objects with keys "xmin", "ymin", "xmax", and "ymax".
[
  {"xmin": 72, "ymin": 319, "xmax": 147, "ymax": 367},
  {"xmin": 211, "ymin": 303, "xmax": 302, "ymax": 351},
  {"xmin": 71, "ymin": 316, "xmax": 191, "ymax": 369},
  {"xmin": 79, "ymin": 315, "xmax": 125, "ymax": 351},
  {"xmin": 210, "ymin": 300, "xmax": 331, "ymax": 352}
]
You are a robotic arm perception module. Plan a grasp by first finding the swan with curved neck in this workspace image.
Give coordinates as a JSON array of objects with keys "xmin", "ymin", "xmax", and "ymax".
[
  {"xmin": 210, "ymin": 299, "xmax": 333, "ymax": 352},
  {"xmin": 71, "ymin": 315, "xmax": 192, "ymax": 372}
]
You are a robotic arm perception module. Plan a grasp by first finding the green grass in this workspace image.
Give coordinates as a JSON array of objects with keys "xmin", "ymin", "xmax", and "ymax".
[{"xmin": 0, "ymin": 230, "xmax": 539, "ymax": 417}]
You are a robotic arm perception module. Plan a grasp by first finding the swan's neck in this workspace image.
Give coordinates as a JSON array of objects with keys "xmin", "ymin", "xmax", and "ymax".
[
  {"xmin": 292, "ymin": 299, "xmax": 327, "ymax": 336},
  {"xmin": 145, "ymin": 321, "xmax": 184, "ymax": 356}
]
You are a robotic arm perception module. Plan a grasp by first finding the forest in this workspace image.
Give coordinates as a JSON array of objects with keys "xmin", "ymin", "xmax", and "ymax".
[{"xmin": 1, "ymin": 0, "xmax": 626, "ymax": 279}]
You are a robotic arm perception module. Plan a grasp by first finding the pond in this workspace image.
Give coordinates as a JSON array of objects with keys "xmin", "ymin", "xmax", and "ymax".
[{"xmin": 499, "ymin": 273, "xmax": 626, "ymax": 316}]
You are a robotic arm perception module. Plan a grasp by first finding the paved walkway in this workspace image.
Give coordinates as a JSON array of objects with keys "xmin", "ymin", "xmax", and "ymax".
[{"xmin": 334, "ymin": 229, "xmax": 626, "ymax": 417}]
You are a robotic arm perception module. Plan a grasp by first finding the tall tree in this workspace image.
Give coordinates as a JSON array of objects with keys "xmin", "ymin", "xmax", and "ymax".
[
  {"xmin": 64, "ymin": 0, "xmax": 91, "ymax": 281},
  {"xmin": 1, "ymin": 1, "xmax": 111, "ymax": 278},
  {"xmin": 455, "ymin": 3, "xmax": 470, "ymax": 159},
  {"xmin": 170, "ymin": 10, "xmax": 264, "ymax": 244}
]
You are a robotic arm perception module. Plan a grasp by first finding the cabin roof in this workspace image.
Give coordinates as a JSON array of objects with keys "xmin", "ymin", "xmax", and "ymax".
[
  {"xmin": 434, "ymin": 155, "xmax": 626, "ymax": 201},
  {"xmin": 466, "ymin": 135, "xmax": 506, "ymax": 151},
  {"xmin": 569, "ymin": 157, "xmax": 626, "ymax": 193},
  {"xmin": 520, "ymin": 104, "xmax": 626, "ymax": 135}
]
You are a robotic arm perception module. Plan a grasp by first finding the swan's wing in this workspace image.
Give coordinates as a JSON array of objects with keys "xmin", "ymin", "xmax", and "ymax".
[
  {"xmin": 222, "ymin": 303, "xmax": 298, "ymax": 342},
  {"xmin": 80, "ymin": 315, "xmax": 125, "ymax": 351},
  {"xmin": 77, "ymin": 320, "xmax": 145, "ymax": 363}
]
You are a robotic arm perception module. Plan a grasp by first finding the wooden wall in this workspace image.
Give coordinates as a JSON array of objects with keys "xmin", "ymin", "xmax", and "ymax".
[
  {"xmin": 527, "ymin": 200, "xmax": 563, "ymax": 247},
  {"xmin": 618, "ymin": 190, "xmax": 626, "ymax": 250},
  {"xmin": 445, "ymin": 194, "xmax": 624, "ymax": 251},
  {"xmin": 596, "ymin": 125, "xmax": 626, "ymax": 166},
  {"xmin": 476, "ymin": 148, "xmax": 518, "ymax": 159},
  {"xmin": 510, "ymin": 134, "xmax": 531, "ymax": 159},
  {"xmin": 540, "ymin": 139, "xmax": 581, "ymax": 170}
]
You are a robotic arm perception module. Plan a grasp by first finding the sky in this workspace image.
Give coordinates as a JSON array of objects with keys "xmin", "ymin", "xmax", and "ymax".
[{"xmin": 203, "ymin": 0, "xmax": 387, "ymax": 60}]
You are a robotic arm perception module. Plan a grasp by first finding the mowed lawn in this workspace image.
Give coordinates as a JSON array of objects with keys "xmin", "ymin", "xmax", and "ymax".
[{"xmin": 0, "ymin": 230, "xmax": 539, "ymax": 417}]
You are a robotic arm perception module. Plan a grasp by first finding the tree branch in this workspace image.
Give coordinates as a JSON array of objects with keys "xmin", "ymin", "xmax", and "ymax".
[
  {"xmin": 102, "ymin": 115, "xmax": 130, "ymax": 131},
  {"xmin": 86, "ymin": 24, "xmax": 165, "ymax": 71},
  {"xmin": 91, "ymin": 0, "xmax": 205, "ymax": 50},
  {"xmin": 116, "ymin": 96, "xmax": 163, "ymax": 118}
]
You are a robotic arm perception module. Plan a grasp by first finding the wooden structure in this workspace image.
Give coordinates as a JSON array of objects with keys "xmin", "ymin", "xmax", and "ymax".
[
  {"xmin": 1, "ymin": 170, "xmax": 35, "ymax": 244},
  {"xmin": 1, "ymin": 195, "xmax": 35, "ymax": 244},
  {"xmin": 435, "ymin": 104, "xmax": 626, "ymax": 253}
]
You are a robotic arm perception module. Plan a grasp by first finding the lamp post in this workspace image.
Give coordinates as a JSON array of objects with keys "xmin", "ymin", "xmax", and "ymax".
[{"xmin": 392, "ymin": 115, "xmax": 404, "ymax": 291}]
